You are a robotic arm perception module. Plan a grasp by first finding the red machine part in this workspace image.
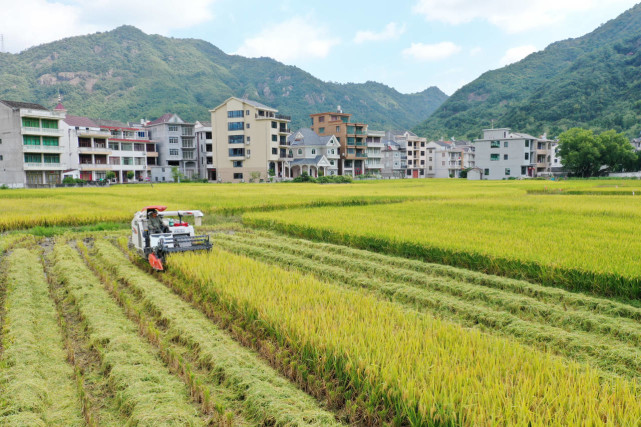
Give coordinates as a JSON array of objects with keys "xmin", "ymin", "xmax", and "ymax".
[{"xmin": 148, "ymin": 253, "xmax": 164, "ymax": 271}]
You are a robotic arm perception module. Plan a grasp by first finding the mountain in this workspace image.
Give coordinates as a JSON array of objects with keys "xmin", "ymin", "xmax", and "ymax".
[
  {"xmin": 413, "ymin": 3, "xmax": 641, "ymax": 140},
  {"xmin": 0, "ymin": 26, "xmax": 448, "ymax": 130}
]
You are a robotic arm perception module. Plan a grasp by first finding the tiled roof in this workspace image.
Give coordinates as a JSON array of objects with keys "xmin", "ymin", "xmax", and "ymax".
[
  {"xmin": 0, "ymin": 100, "xmax": 49, "ymax": 110},
  {"xmin": 146, "ymin": 113, "xmax": 175, "ymax": 126},
  {"xmin": 64, "ymin": 115, "xmax": 98, "ymax": 128},
  {"xmin": 241, "ymin": 98, "xmax": 274, "ymax": 110},
  {"xmin": 288, "ymin": 128, "xmax": 327, "ymax": 146},
  {"xmin": 290, "ymin": 155, "xmax": 325, "ymax": 166},
  {"xmin": 54, "ymin": 102, "xmax": 66, "ymax": 111},
  {"xmin": 93, "ymin": 118, "xmax": 129, "ymax": 128}
]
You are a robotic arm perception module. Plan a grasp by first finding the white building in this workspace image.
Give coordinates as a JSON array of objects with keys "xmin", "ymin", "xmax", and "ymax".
[
  {"xmin": 195, "ymin": 121, "xmax": 214, "ymax": 181},
  {"xmin": 284, "ymin": 128, "xmax": 340, "ymax": 178},
  {"xmin": 426, "ymin": 140, "xmax": 475, "ymax": 178},
  {"xmin": 365, "ymin": 130, "xmax": 385, "ymax": 176}
]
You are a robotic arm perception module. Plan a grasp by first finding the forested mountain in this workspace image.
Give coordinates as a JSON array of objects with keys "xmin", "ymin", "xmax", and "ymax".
[
  {"xmin": 0, "ymin": 26, "xmax": 447, "ymax": 130},
  {"xmin": 414, "ymin": 3, "xmax": 641, "ymax": 140}
]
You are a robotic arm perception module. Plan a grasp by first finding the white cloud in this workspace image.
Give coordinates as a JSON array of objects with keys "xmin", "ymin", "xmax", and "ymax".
[
  {"xmin": 236, "ymin": 16, "xmax": 340, "ymax": 62},
  {"xmin": 412, "ymin": 0, "xmax": 632, "ymax": 32},
  {"xmin": 402, "ymin": 42, "xmax": 461, "ymax": 61},
  {"xmin": 469, "ymin": 47, "xmax": 483, "ymax": 56},
  {"xmin": 500, "ymin": 45, "xmax": 538, "ymax": 65},
  {"xmin": 0, "ymin": 0, "xmax": 217, "ymax": 53},
  {"xmin": 354, "ymin": 22, "xmax": 406, "ymax": 44}
]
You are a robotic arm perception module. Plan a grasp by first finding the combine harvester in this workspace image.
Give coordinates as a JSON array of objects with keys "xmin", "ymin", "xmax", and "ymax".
[{"xmin": 130, "ymin": 206, "xmax": 212, "ymax": 271}]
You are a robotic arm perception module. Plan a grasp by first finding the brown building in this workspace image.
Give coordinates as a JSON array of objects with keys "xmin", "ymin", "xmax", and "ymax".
[{"xmin": 309, "ymin": 108, "xmax": 369, "ymax": 176}]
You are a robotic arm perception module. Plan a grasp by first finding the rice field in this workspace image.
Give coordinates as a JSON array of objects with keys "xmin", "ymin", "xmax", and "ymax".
[{"xmin": 2, "ymin": 179, "xmax": 641, "ymax": 425}]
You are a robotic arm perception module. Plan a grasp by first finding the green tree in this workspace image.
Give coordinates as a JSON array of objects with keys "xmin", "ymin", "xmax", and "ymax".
[
  {"xmin": 597, "ymin": 130, "xmax": 636, "ymax": 172},
  {"xmin": 171, "ymin": 166, "xmax": 183, "ymax": 183},
  {"xmin": 106, "ymin": 171, "xmax": 116, "ymax": 181},
  {"xmin": 127, "ymin": 171, "xmax": 135, "ymax": 180}
]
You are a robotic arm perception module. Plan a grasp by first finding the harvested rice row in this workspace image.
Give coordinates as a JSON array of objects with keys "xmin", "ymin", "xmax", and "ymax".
[
  {"xmin": 212, "ymin": 235, "xmax": 641, "ymax": 379},
  {"xmin": 90, "ymin": 238, "xmax": 340, "ymax": 426},
  {"xmin": 168, "ymin": 247, "xmax": 641, "ymax": 426},
  {"xmin": 0, "ymin": 248, "xmax": 84, "ymax": 426},
  {"xmin": 49, "ymin": 242, "xmax": 203, "ymax": 426}
]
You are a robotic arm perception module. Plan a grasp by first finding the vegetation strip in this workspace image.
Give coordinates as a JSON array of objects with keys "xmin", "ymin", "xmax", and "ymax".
[
  {"xmin": 212, "ymin": 232, "xmax": 641, "ymax": 378},
  {"xmin": 167, "ymin": 246, "xmax": 641, "ymax": 425},
  {"xmin": 89, "ymin": 238, "xmax": 339, "ymax": 426},
  {"xmin": 49, "ymin": 242, "xmax": 202, "ymax": 426},
  {"xmin": 0, "ymin": 248, "xmax": 84, "ymax": 425}
]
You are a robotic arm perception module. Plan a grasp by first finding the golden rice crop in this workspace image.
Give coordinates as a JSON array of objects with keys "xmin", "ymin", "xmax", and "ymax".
[{"xmin": 169, "ymin": 248, "xmax": 641, "ymax": 426}]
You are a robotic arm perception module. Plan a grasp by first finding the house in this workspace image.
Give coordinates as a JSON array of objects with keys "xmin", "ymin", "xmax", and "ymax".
[
  {"xmin": 211, "ymin": 97, "xmax": 290, "ymax": 183},
  {"xmin": 380, "ymin": 136, "xmax": 407, "ymax": 179},
  {"xmin": 195, "ymin": 121, "xmax": 214, "ymax": 181},
  {"xmin": 284, "ymin": 128, "xmax": 340, "ymax": 178},
  {"xmin": 426, "ymin": 140, "xmax": 475, "ymax": 178},
  {"xmin": 0, "ymin": 100, "xmax": 66, "ymax": 188},
  {"xmin": 145, "ymin": 113, "xmax": 198, "ymax": 179},
  {"xmin": 365, "ymin": 130, "xmax": 385, "ymax": 176},
  {"xmin": 384, "ymin": 130, "xmax": 426, "ymax": 178}
]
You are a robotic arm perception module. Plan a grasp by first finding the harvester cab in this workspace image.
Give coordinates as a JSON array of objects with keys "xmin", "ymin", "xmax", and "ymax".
[{"xmin": 130, "ymin": 205, "xmax": 212, "ymax": 271}]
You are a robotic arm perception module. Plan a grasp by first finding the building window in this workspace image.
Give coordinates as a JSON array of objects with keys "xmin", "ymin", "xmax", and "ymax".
[
  {"xmin": 246, "ymin": 110, "xmax": 250, "ymax": 116},
  {"xmin": 490, "ymin": 141, "xmax": 500, "ymax": 148},
  {"xmin": 311, "ymin": 149, "xmax": 316, "ymax": 155},
  {"xmin": 23, "ymin": 135, "xmax": 40, "ymax": 145},
  {"xmin": 428, "ymin": 166, "xmax": 432, "ymax": 170},
  {"xmin": 168, "ymin": 125, "xmax": 179, "ymax": 132},
  {"xmin": 505, "ymin": 168, "xmax": 510, "ymax": 176},
  {"xmin": 232, "ymin": 161, "xmax": 243, "ymax": 168},
  {"xmin": 169, "ymin": 137, "xmax": 179, "ymax": 144},
  {"xmin": 484, "ymin": 168, "xmax": 490, "ymax": 175},
  {"xmin": 297, "ymin": 149, "xmax": 302, "ymax": 155},
  {"xmin": 228, "ymin": 122, "xmax": 244, "ymax": 131},
  {"xmin": 272, "ymin": 147, "xmax": 278, "ymax": 155},
  {"xmin": 228, "ymin": 110, "xmax": 244, "ymax": 118},
  {"xmin": 24, "ymin": 153, "xmax": 41, "ymax": 163},
  {"xmin": 525, "ymin": 153, "xmax": 529, "ymax": 160},
  {"xmin": 521, "ymin": 166, "xmax": 527, "ymax": 175},
  {"xmin": 525, "ymin": 140, "xmax": 530, "ymax": 148},
  {"xmin": 137, "ymin": 131, "xmax": 146, "ymax": 138},
  {"xmin": 272, "ymin": 135, "xmax": 277, "ymax": 142},
  {"xmin": 0, "ymin": 155, "xmax": 2, "ymax": 161},
  {"xmin": 246, "ymin": 137, "xmax": 251, "ymax": 142},
  {"xmin": 503, "ymin": 154, "xmax": 508, "ymax": 160},
  {"xmin": 229, "ymin": 148, "xmax": 244, "ymax": 157},
  {"xmin": 490, "ymin": 154, "xmax": 499, "ymax": 161},
  {"xmin": 109, "ymin": 142, "xmax": 119, "ymax": 150},
  {"xmin": 246, "ymin": 123, "xmax": 250, "ymax": 129},
  {"xmin": 336, "ymin": 126, "xmax": 340, "ymax": 132},
  {"xmin": 121, "ymin": 143, "xmax": 133, "ymax": 151},
  {"xmin": 504, "ymin": 141, "xmax": 509, "ymax": 148},
  {"xmin": 228, "ymin": 135, "xmax": 244, "ymax": 144},
  {"xmin": 318, "ymin": 116, "xmax": 325, "ymax": 123},
  {"xmin": 233, "ymin": 173, "xmax": 243, "ymax": 180},
  {"xmin": 169, "ymin": 149, "xmax": 179, "ymax": 156},
  {"xmin": 319, "ymin": 127, "xmax": 325, "ymax": 133},
  {"xmin": 272, "ymin": 121, "xmax": 277, "ymax": 129}
]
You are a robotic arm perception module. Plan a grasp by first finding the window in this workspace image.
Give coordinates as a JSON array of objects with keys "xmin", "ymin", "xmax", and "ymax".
[
  {"xmin": 490, "ymin": 140, "xmax": 500, "ymax": 148},
  {"xmin": 504, "ymin": 141, "xmax": 509, "ymax": 148},
  {"xmin": 336, "ymin": 126, "xmax": 340, "ymax": 132},
  {"xmin": 169, "ymin": 137, "xmax": 179, "ymax": 144},
  {"xmin": 525, "ymin": 153, "xmax": 529, "ymax": 160},
  {"xmin": 122, "ymin": 157, "xmax": 133, "ymax": 166},
  {"xmin": 0, "ymin": 155, "xmax": 2, "ymax": 161},
  {"xmin": 109, "ymin": 142, "xmax": 119, "ymax": 150},
  {"xmin": 228, "ymin": 110, "xmax": 244, "ymax": 118},
  {"xmin": 168, "ymin": 125, "xmax": 179, "ymax": 132},
  {"xmin": 503, "ymin": 154, "xmax": 508, "ymax": 160},
  {"xmin": 183, "ymin": 151, "xmax": 194, "ymax": 160},
  {"xmin": 521, "ymin": 166, "xmax": 527, "ymax": 175},
  {"xmin": 319, "ymin": 127, "xmax": 325, "ymax": 133},
  {"xmin": 484, "ymin": 168, "xmax": 490, "ymax": 175},
  {"xmin": 246, "ymin": 123, "xmax": 250, "ymax": 129},
  {"xmin": 229, "ymin": 135, "xmax": 244, "ymax": 144},
  {"xmin": 272, "ymin": 121, "xmax": 277, "ymax": 129},
  {"xmin": 228, "ymin": 122, "xmax": 244, "ymax": 131},
  {"xmin": 23, "ymin": 135, "xmax": 40, "ymax": 145},
  {"xmin": 490, "ymin": 154, "xmax": 499, "ymax": 161},
  {"xmin": 24, "ymin": 153, "xmax": 41, "ymax": 163},
  {"xmin": 229, "ymin": 148, "xmax": 244, "ymax": 157},
  {"xmin": 246, "ymin": 137, "xmax": 251, "ymax": 142},
  {"xmin": 272, "ymin": 148, "xmax": 278, "ymax": 155},
  {"xmin": 297, "ymin": 149, "xmax": 302, "ymax": 155},
  {"xmin": 121, "ymin": 143, "xmax": 133, "ymax": 151},
  {"xmin": 233, "ymin": 173, "xmax": 243, "ymax": 180},
  {"xmin": 22, "ymin": 117, "xmax": 40, "ymax": 128},
  {"xmin": 137, "ymin": 131, "xmax": 146, "ymax": 138},
  {"xmin": 246, "ymin": 110, "xmax": 250, "ymax": 116},
  {"xmin": 169, "ymin": 149, "xmax": 179, "ymax": 156},
  {"xmin": 272, "ymin": 135, "xmax": 277, "ymax": 142},
  {"xmin": 109, "ymin": 157, "xmax": 120, "ymax": 165},
  {"xmin": 311, "ymin": 149, "xmax": 316, "ymax": 155},
  {"xmin": 232, "ymin": 161, "xmax": 243, "ymax": 168},
  {"xmin": 42, "ymin": 137, "xmax": 59, "ymax": 146},
  {"xmin": 525, "ymin": 140, "xmax": 530, "ymax": 148},
  {"xmin": 505, "ymin": 168, "xmax": 510, "ymax": 176},
  {"xmin": 318, "ymin": 116, "xmax": 325, "ymax": 123}
]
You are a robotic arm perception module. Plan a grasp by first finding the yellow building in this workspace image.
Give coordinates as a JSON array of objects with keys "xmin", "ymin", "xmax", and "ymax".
[{"xmin": 211, "ymin": 97, "xmax": 290, "ymax": 183}]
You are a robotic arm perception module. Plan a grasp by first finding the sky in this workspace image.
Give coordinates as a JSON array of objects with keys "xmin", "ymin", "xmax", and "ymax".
[{"xmin": 0, "ymin": 0, "xmax": 639, "ymax": 95}]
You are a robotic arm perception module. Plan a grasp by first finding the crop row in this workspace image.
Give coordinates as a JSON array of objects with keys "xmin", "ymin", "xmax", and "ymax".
[
  {"xmin": 0, "ymin": 248, "xmax": 84, "ymax": 425},
  {"xmin": 243, "ymin": 198, "xmax": 641, "ymax": 300},
  {"xmin": 88, "ymin": 238, "xmax": 339, "ymax": 426},
  {"xmin": 167, "ymin": 247, "xmax": 641, "ymax": 425},
  {"xmin": 211, "ymin": 231, "xmax": 641, "ymax": 379},
  {"xmin": 49, "ymin": 242, "xmax": 202, "ymax": 425}
]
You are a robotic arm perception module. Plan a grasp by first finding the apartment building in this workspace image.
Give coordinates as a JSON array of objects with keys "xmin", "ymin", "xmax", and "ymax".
[
  {"xmin": 284, "ymin": 128, "xmax": 340, "ymax": 178},
  {"xmin": 211, "ymin": 97, "xmax": 290, "ymax": 183},
  {"xmin": 474, "ymin": 128, "xmax": 554, "ymax": 180},
  {"xmin": 195, "ymin": 121, "xmax": 215, "ymax": 181},
  {"xmin": 146, "ymin": 113, "xmax": 198, "ymax": 179},
  {"xmin": 426, "ymin": 140, "xmax": 475, "ymax": 178},
  {"xmin": 309, "ymin": 108, "xmax": 369, "ymax": 176},
  {"xmin": 384, "ymin": 130, "xmax": 427, "ymax": 178},
  {"xmin": 381, "ymin": 135, "xmax": 407, "ymax": 179},
  {"xmin": 0, "ymin": 100, "xmax": 67, "ymax": 188},
  {"xmin": 365, "ymin": 130, "xmax": 385, "ymax": 176}
]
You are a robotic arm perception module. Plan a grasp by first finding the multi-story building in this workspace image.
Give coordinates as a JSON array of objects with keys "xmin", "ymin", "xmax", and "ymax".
[
  {"xmin": 426, "ymin": 140, "xmax": 475, "ymax": 178},
  {"xmin": 0, "ymin": 100, "xmax": 67, "ymax": 188},
  {"xmin": 309, "ymin": 108, "xmax": 369, "ymax": 176},
  {"xmin": 474, "ymin": 128, "xmax": 554, "ymax": 180},
  {"xmin": 62, "ymin": 115, "xmax": 112, "ymax": 182},
  {"xmin": 386, "ymin": 130, "xmax": 427, "ymax": 178},
  {"xmin": 145, "ymin": 113, "xmax": 198, "ymax": 179},
  {"xmin": 283, "ymin": 128, "xmax": 340, "ymax": 178},
  {"xmin": 195, "ymin": 121, "xmax": 214, "ymax": 181},
  {"xmin": 380, "ymin": 135, "xmax": 407, "ymax": 179},
  {"xmin": 365, "ymin": 130, "xmax": 385, "ymax": 176},
  {"xmin": 211, "ymin": 97, "xmax": 290, "ymax": 183}
]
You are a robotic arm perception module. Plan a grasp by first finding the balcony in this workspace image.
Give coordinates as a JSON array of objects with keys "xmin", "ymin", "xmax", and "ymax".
[
  {"xmin": 182, "ymin": 144, "xmax": 196, "ymax": 150},
  {"xmin": 356, "ymin": 153, "xmax": 368, "ymax": 158},
  {"xmin": 275, "ymin": 113, "xmax": 291, "ymax": 121},
  {"xmin": 24, "ymin": 162, "xmax": 65, "ymax": 170},
  {"xmin": 79, "ymin": 146, "xmax": 112, "ymax": 154},
  {"xmin": 77, "ymin": 129, "xmax": 111, "ymax": 138},
  {"xmin": 79, "ymin": 163, "xmax": 112, "ymax": 171},
  {"xmin": 20, "ymin": 109, "xmax": 65, "ymax": 119},
  {"xmin": 367, "ymin": 152, "xmax": 383, "ymax": 158},
  {"xmin": 367, "ymin": 130, "xmax": 385, "ymax": 137},
  {"xmin": 23, "ymin": 145, "xmax": 64, "ymax": 153},
  {"xmin": 278, "ymin": 125, "xmax": 289, "ymax": 133},
  {"xmin": 22, "ymin": 127, "xmax": 63, "ymax": 136}
]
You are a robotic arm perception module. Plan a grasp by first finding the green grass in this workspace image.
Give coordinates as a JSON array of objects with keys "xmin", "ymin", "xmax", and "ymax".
[
  {"xmin": 0, "ymin": 248, "xmax": 84, "ymax": 426},
  {"xmin": 26, "ymin": 222, "xmax": 127, "ymax": 237},
  {"xmin": 49, "ymin": 242, "xmax": 202, "ymax": 426}
]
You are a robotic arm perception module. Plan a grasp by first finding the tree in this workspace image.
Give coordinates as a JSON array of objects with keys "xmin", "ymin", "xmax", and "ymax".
[
  {"xmin": 126, "ymin": 171, "xmax": 135, "ymax": 180},
  {"xmin": 171, "ymin": 166, "xmax": 184, "ymax": 183},
  {"xmin": 558, "ymin": 128, "xmax": 636, "ymax": 177},
  {"xmin": 106, "ymin": 171, "xmax": 116, "ymax": 181}
]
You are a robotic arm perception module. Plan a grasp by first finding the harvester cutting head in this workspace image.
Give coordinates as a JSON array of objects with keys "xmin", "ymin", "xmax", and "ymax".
[{"xmin": 130, "ymin": 206, "xmax": 212, "ymax": 271}]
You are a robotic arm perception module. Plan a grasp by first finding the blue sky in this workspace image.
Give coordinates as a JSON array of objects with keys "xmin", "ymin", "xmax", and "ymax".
[{"xmin": 1, "ymin": 0, "xmax": 639, "ymax": 95}]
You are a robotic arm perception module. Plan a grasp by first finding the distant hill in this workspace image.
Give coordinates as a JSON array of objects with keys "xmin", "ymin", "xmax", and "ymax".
[
  {"xmin": 0, "ymin": 26, "xmax": 448, "ymax": 130},
  {"xmin": 413, "ymin": 3, "xmax": 641, "ymax": 140}
]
